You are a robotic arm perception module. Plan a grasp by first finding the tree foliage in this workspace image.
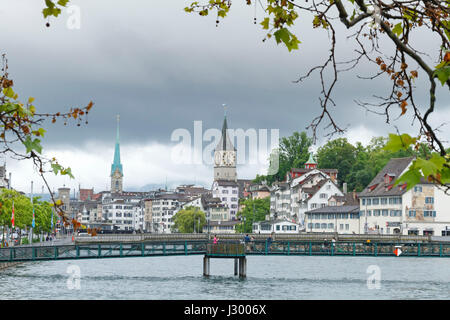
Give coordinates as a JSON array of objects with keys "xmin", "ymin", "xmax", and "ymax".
[
  {"xmin": 236, "ymin": 197, "xmax": 270, "ymax": 234},
  {"xmin": 316, "ymin": 138, "xmax": 356, "ymax": 186},
  {"xmin": 0, "ymin": 189, "xmax": 56, "ymax": 233},
  {"xmin": 172, "ymin": 206, "xmax": 206, "ymax": 233},
  {"xmin": 254, "ymin": 131, "xmax": 312, "ymax": 185}
]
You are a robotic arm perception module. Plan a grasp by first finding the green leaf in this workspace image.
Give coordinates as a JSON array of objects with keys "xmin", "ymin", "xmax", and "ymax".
[
  {"xmin": 384, "ymin": 133, "xmax": 417, "ymax": 152},
  {"xmin": 274, "ymin": 28, "xmax": 290, "ymax": 45},
  {"xmin": 3, "ymin": 87, "xmax": 15, "ymax": 98},
  {"xmin": 395, "ymin": 167, "xmax": 422, "ymax": 190},
  {"xmin": 434, "ymin": 66, "xmax": 450, "ymax": 86},
  {"xmin": 61, "ymin": 167, "xmax": 74, "ymax": 179},
  {"xmin": 261, "ymin": 17, "xmax": 270, "ymax": 30},
  {"xmin": 428, "ymin": 153, "xmax": 446, "ymax": 171},
  {"xmin": 415, "ymin": 158, "xmax": 439, "ymax": 178},
  {"xmin": 51, "ymin": 163, "xmax": 62, "ymax": 175},
  {"xmin": 441, "ymin": 166, "xmax": 450, "ymax": 184},
  {"xmin": 392, "ymin": 23, "xmax": 403, "ymax": 37},
  {"xmin": 57, "ymin": 0, "xmax": 69, "ymax": 6},
  {"xmin": 23, "ymin": 136, "xmax": 43, "ymax": 154}
]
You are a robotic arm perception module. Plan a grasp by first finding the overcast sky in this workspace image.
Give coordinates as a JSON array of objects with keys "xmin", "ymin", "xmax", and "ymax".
[{"xmin": 1, "ymin": 0, "xmax": 449, "ymax": 194}]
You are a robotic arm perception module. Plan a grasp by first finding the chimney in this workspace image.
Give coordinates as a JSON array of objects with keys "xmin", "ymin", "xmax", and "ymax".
[
  {"xmin": 343, "ymin": 182, "xmax": 347, "ymax": 194},
  {"xmin": 353, "ymin": 189, "xmax": 356, "ymax": 200}
]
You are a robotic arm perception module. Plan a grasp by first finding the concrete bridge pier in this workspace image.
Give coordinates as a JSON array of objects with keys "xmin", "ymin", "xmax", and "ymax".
[
  {"xmin": 203, "ymin": 256, "xmax": 246, "ymax": 278},
  {"xmin": 203, "ymin": 256, "xmax": 210, "ymax": 277},
  {"xmin": 238, "ymin": 257, "xmax": 246, "ymax": 278}
]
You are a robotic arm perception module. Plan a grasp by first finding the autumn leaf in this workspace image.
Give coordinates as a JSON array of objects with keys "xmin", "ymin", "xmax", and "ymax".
[{"xmin": 400, "ymin": 100, "xmax": 408, "ymax": 114}]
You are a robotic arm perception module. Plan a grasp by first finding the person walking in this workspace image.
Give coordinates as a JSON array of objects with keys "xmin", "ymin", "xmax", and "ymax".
[
  {"xmin": 267, "ymin": 233, "xmax": 273, "ymax": 252},
  {"xmin": 244, "ymin": 234, "xmax": 251, "ymax": 251}
]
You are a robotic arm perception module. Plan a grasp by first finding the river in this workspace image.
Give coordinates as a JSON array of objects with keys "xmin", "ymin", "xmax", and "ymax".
[{"xmin": 0, "ymin": 255, "xmax": 449, "ymax": 300}]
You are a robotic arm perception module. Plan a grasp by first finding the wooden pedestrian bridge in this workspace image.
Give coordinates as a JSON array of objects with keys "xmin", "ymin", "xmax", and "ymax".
[{"xmin": 1, "ymin": 233, "xmax": 449, "ymax": 262}]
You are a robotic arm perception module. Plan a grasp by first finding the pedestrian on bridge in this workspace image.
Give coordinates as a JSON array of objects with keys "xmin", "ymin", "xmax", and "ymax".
[{"xmin": 267, "ymin": 234, "xmax": 273, "ymax": 252}]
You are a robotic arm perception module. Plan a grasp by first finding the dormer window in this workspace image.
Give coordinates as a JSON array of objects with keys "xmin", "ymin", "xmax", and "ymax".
[{"xmin": 384, "ymin": 173, "xmax": 395, "ymax": 185}]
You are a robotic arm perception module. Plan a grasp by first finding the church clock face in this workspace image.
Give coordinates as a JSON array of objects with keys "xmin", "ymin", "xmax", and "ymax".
[
  {"xmin": 226, "ymin": 152, "xmax": 236, "ymax": 166},
  {"xmin": 214, "ymin": 152, "xmax": 222, "ymax": 166}
]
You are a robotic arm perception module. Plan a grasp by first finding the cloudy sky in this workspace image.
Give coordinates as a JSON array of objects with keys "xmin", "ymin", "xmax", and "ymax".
[{"xmin": 1, "ymin": 0, "xmax": 448, "ymax": 194}]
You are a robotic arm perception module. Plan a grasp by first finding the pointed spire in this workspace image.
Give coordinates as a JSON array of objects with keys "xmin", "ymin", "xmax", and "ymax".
[
  {"xmin": 116, "ymin": 114, "xmax": 120, "ymax": 143},
  {"xmin": 111, "ymin": 115, "xmax": 123, "ymax": 176},
  {"xmin": 216, "ymin": 105, "xmax": 235, "ymax": 151}
]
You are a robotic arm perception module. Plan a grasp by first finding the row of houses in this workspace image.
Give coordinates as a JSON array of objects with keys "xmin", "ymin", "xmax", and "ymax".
[{"xmin": 261, "ymin": 156, "xmax": 450, "ymax": 236}]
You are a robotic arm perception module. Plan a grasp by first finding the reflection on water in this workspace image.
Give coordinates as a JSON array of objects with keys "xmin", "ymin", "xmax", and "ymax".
[{"xmin": 0, "ymin": 256, "xmax": 449, "ymax": 300}]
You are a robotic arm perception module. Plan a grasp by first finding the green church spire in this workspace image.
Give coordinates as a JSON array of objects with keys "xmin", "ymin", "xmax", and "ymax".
[{"xmin": 111, "ymin": 115, "xmax": 123, "ymax": 176}]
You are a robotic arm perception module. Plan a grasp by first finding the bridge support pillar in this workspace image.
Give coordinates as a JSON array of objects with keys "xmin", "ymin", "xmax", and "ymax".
[
  {"xmin": 203, "ymin": 256, "xmax": 210, "ymax": 277},
  {"xmin": 234, "ymin": 258, "xmax": 238, "ymax": 276},
  {"xmin": 238, "ymin": 257, "xmax": 246, "ymax": 278}
]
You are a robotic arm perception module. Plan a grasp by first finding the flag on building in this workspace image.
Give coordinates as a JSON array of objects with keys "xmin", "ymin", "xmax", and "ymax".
[
  {"xmin": 32, "ymin": 207, "xmax": 35, "ymax": 228},
  {"xmin": 11, "ymin": 201, "xmax": 15, "ymax": 228}
]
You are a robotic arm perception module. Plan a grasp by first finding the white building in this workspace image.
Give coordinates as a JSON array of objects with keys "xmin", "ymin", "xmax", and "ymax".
[
  {"xmin": 151, "ymin": 193, "xmax": 189, "ymax": 233},
  {"xmin": 252, "ymin": 219, "xmax": 301, "ymax": 234},
  {"xmin": 305, "ymin": 205, "xmax": 361, "ymax": 234},
  {"xmin": 100, "ymin": 193, "xmax": 146, "ymax": 231},
  {"xmin": 269, "ymin": 182, "xmax": 291, "ymax": 220},
  {"xmin": 269, "ymin": 160, "xmax": 343, "ymax": 228},
  {"xmin": 211, "ymin": 180, "xmax": 239, "ymax": 220},
  {"xmin": 359, "ymin": 157, "xmax": 450, "ymax": 236},
  {"xmin": 292, "ymin": 174, "xmax": 343, "ymax": 225}
]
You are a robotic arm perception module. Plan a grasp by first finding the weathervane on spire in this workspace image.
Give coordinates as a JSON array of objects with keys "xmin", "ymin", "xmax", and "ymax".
[{"xmin": 222, "ymin": 103, "xmax": 227, "ymax": 117}]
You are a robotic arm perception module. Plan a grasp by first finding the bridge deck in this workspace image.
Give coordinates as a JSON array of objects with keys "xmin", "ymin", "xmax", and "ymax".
[{"xmin": 0, "ymin": 240, "xmax": 449, "ymax": 262}]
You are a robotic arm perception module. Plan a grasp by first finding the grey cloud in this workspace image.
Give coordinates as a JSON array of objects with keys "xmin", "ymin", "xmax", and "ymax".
[{"xmin": 1, "ymin": 0, "xmax": 448, "ymax": 153}]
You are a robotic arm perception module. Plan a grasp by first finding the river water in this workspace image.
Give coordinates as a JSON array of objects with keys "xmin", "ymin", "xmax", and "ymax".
[{"xmin": 0, "ymin": 256, "xmax": 449, "ymax": 300}]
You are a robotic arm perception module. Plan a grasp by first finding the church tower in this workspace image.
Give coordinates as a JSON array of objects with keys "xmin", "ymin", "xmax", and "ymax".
[
  {"xmin": 111, "ymin": 115, "xmax": 123, "ymax": 193},
  {"xmin": 214, "ymin": 109, "xmax": 237, "ymax": 181},
  {"xmin": 305, "ymin": 152, "xmax": 318, "ymax": 170}
]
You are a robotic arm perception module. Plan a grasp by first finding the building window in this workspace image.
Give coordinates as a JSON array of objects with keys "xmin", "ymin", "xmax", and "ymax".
[
  {"xmin": 320, "ymin": 193, "xmax": 327, "ymax": 199},
  {"xmin": 374, "ymin": 210, "xmax": 380, "ymax": 217},
  {"xmin": 321, "ymin": 223, "xmax": 327, "ymax": 229},
  {"xmin": 345, "ymin": 224, "xmax": 349, "ymax": 230},
  {"xmin": 372, "ymin": 198, "xmax": 379, "ymax": 205},
  {"xmin": 424, "ymin": 211, "xmax": 436, "ymax": 217},
  {"xmin": 381, "ymin": 198, "xmax": 387, "ymax": 205},
  {"xmin": 340, "ymin": 224, "xmax": 344, "ymax": 230},
  {"xmin": 328, "ymin": 223, "xmax": 334, "ymax": 229},
  {"xmin": 414, "ymin": 186, "xmax": 422, "ymax": 192},
  {"xmin": 382, "ymin": 210, "xmax": 388, "ymax": 217},
  {"xmin": 367, "ymin": 199, "xmax": 372, "ymax": 205},
  {"xmin": 362, "ymin": 199, "xmax": 366, "ymax": 206},
  {"xmin": 425, "ymin": 197, "xmax": 434, "ymax": 204}
]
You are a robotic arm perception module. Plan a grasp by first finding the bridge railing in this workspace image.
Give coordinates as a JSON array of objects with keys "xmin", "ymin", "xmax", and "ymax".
[
  {"xmin": 206, "ymin": 242, "xmax": 245, "ymax": 257},
  {"xmin": 73, "ymin": 233, "xmax": 432, "ymax": 244}
]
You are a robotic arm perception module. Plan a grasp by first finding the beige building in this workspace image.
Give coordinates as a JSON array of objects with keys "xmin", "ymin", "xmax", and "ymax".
[
  {"xmin": 359, "ymin": 157, "xmax": 450, "ymax": 236},
  {"xmin": 144, "ymin": 199, "xmax": 153, "ymax": 232}
]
